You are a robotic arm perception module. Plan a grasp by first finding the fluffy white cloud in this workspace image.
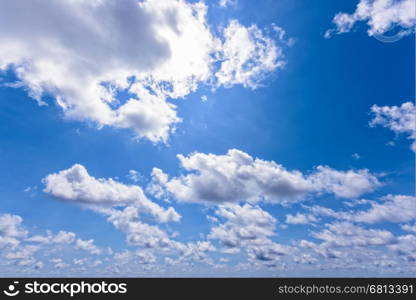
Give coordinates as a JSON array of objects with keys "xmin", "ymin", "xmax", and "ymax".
[
  {"xmin": 0, "ymin": 0, "xmax": 287, "ymax": 142},
  {"xmin": 311, "ymin": 222, "xmax": 397, "ymax": 247},
  {"xmin": 294, "ymin": 227, "xmax": 415, "ymax": 274},
  {"xmin": 208, "ymin": 204, "xmax": 291, "ymax": 264},
  {"xmin": 27, "ymin": 230, "xmax": 75, "ymax": 245},
  {"xmin": 0, "ymin": 214, "xmax": 27, "ymax": 248},
  {"xmin": 150, "ymin": 149, "xmax": 380, "ymax": 204},
  {"xmin": 111, "ymin": 89, "xmax": 181, "ymax": 143},
  {"xmin": 147, "ymin": 168, "xmax": 170, "ymax": 200},
  {"xmin": 105, "ymin": 205, "xmax": 215, "ymax": 266},
  {"xmin": 215, "ymin": 20, "xmax": 286, "ymax": 89},
  {"xmin": 401, "ymin": 223, "xmax": 416, "ymax": 233},
  {"xmin": 208, "ymin": 204, "xmax": 277, "ymax": 249},
  {"xmin": 309, "ymin": 194, "xmax": 416, "ymax": 224},
  {"xmin": 326, "ymin": 0, "xmax": 416, "ymax": 38},
  {"xmin": 158, "ymin": 149, "xmax": 313, "ymax": 204},
  {"xmin": 285, "ymin": 213, "xmax": 317, "ymax": 225},
  {"xmin": 104, "ymin": 206, "xmax": 174, "ymax": 249},
  {"xmin": 297, "ymin": 222, "xmax": 400, "ymax": 261},
  {"xmin": 370, "ymin": 102, "xmax": 416, "ymax": 151},
  {"xmin": 43, "ymin": 164, "xmax": 180, "ymax": 223},
  {"xmin": 352, "ymin": 195, "xmax": 416, "ymax": 224},
  {"xmin": 219, "ymin": 0, "xmax": 237, "ymax": 8},
  {"xmin": 389, "ymin": 234, "xmax": 416, "ymax": 262},
  {"xmin": 127, "ymin": 170, "xmax": 142, "ymax": 183},
  {"xmin": 75, "ymin": 239, "xmax": 101, "ymax": 255},
  {"xmin": 5, "ymin": 245, "xmax": 40, "ymax": 267},
  {"xmin": 308, "ymin": 166, "xmax": 381, "ymax": 198},
  {"xmin": 42, "ymin": 165, "xmax": 221, "ymax": 267},
  {"xmin": 0, "ymin": 213, "xmax": 108, "ymax": 273},
  {"xmin": 114, "ymin": 250, "xmax": 157, "ymax": 265},
  {"xmin": 178, "ymin": 241, "xmax": 216, "ymax": 264}
]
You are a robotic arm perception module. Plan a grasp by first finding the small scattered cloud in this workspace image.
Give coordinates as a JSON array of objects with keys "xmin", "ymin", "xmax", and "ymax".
[
  {"xmin": 325, "ymin": 0, "xmax": 416, "ymax": 38},
  {"xmin": 75, "ymin": 239, "xmax": 101, "ymax": 255},
  {"xmin": 285, "ymin": 213, "xmax": 318, "ymax": 225},
  {"xmin": 127, "ymin": 170, "xmax": 143, "ymax": 183},
  {"xmin": 370, "ymin": 101, "xmax": 416, "ymax": 152},
  {"xmin": 219, "ymin": 0, "xmax": 238, "ymax": 9}
]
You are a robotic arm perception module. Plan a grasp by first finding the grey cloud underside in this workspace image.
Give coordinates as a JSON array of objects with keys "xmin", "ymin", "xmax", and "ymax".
[
  {"xmin": 0, "ymin": 0, "xmax": 288, "ymax": 143},
  {"xmin": 0, "ymin": 0, "xmax": 170, "ymax": 71}
]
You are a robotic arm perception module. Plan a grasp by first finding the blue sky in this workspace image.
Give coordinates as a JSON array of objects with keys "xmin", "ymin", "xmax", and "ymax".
[{"xmin": 0, "ymin": 0, "xmax": 415, "ymax": 276}]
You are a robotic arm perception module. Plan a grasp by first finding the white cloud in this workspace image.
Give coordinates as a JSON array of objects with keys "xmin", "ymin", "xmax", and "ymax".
[
  {"xmin": 208, "ymin": 204, "xmax": 277, "ymax": 249},
  {"xmin": 127, "ymin": 170, "xmax": 142, "ymax": 183},
  {"xmin": 247, "ymin": 241, "xmax": 291, "ymax": 263},
  {"xmin": 388, "ymin": 234, "xmax": 416, "ymax": 262},
  {"xmin": 0, "ymin": 214, "xmax": 27, "ymax": 248},
  {"xmin": 326, "ymin": 0, "xmax": 416, "ymax": 38},
  {"xmin": 0, "ymin": 213, "xmax": 104, "ymax": 271},
  {"xmin": 50, "ymin": 258, "xmax": 68, "ymax": 269},
  {"xmin": 113, "ymin": 249, "xmax": 157, "ymax": 266},
  {"xmin": 43, "ymin": 164, "xmax": 181, "ymax": 223},
  {"xmin": 160, "ymin": 149, "xmax": 313, "ymax": 204},
  {"xmin": 0, "ymin": 214, "xmax": 27, "ymax": 239},
  {"xmin": 312, "ymin": 222, "xmax": 397, "ymax": 247},
  {"xmin": 135, "ymin": 251, "xmax": 157, "ymax": 265},
  {"xmin": 73, "ymin": 258, "xmax": 86, "ymax": 266},
  {"xmin": 285, "ymin": 213, "xmax": 317, "ymax": 225},
  {"xmin": 42, "ymin": 165, "xmax": 222, "ymax": 267},
  {"xmin": 27, "ymin": 230, "xmax": 75, "ymax": 244},
  {"xmin": 215, "ymin": 20, "xmax": 286, "ymax": 89},
  {"xmin": 152, "ymin": 149, "xmax": 380, "ymax": 204},
  {"xmin": 310, "ymin": 194, "xmax": 416, "ymax": 224},
  {"xmin": 147, "ymin": 168, "xmax": 170, "ymax": 200},
  {"xmin": 0, "ymin": 212, "xmax": 133, "ymax": 273},
  {"xmin": 401, "ymin": 223, "xmax": 416, "ymax": 233},
  {"xmin": 308, "ymin": 166, "xmax": 381, "ymax": 198},
  {"xmin": 104, "ymin": 206, "xmax": 174, "ymax": 249},
  {"xmin": 75, "ymin": 239, "xmax": 101, "ymax": 255},
  {"xmin": 219, "ymin": 0, "xmax": 237, "ymax": 8},
  {"xmin": 293, "ymin": 229, "xmax": 416, "ymax": 275},
  {"xmin": 352, "ymin": 195, "xmax": 416, "ymax": 224},
  {"xmin": 208, "ymin": 204, "xmax": 291, "ymax": 264},
  {"xmin": 179, "ymin": 241, "xmax": 216, "ymax": 264},
  {"xmin": 370, "ymin": 102, "xmax": 416, "ymax": 151},
  {"xmin": 105, "ymin": 205, "xmax": 215, "ymax": 266},
  {"xmin": 5, "ymin": 245, "xmax": 40, "ymax": 266},
  {"xmin": 0, "ymin": 0, "xmax": 288, "ymax": 143},
  {"xmin": 111, "ymin": 90, "xmax": 181, "ymax": 143}
]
